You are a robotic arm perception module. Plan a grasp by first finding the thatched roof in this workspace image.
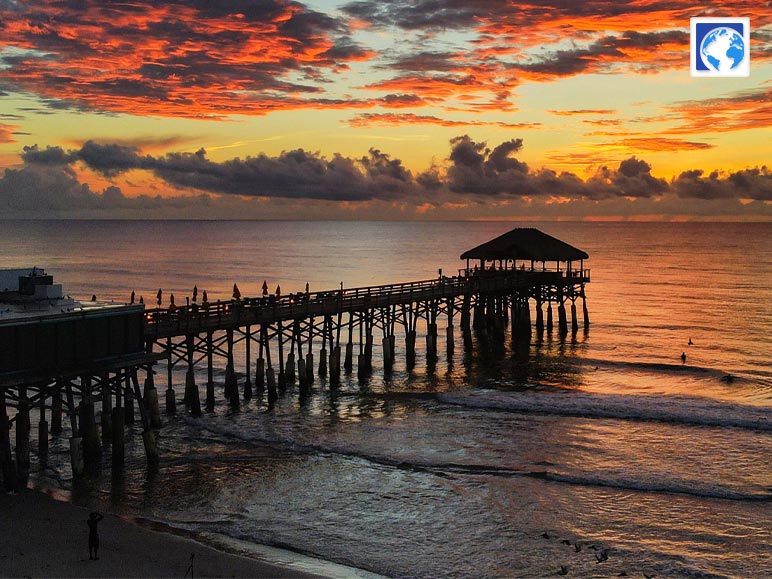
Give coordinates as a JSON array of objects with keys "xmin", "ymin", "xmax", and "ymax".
[{"xmin": 461, "ymin": 228, "xmax": 589, "ymax": 262}]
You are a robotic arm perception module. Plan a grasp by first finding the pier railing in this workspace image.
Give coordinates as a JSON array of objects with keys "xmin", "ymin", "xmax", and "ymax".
[{"xmin": 143, "ymin": 269, "xmax": 588, "ymax": 339}]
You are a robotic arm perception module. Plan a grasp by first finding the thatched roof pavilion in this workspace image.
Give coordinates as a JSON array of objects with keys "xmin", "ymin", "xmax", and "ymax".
[{"xmin": 461, "ymin": 227, "xmax": 588, "ymax": 274}]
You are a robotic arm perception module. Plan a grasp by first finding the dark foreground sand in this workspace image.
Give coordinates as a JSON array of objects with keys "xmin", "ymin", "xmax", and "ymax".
[{"xmin": 0, "ymin": 490, "xmax": 321, "ymax": 578}]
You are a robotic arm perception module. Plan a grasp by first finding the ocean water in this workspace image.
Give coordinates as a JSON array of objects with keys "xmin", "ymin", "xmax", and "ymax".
[{"xmin": 1, "ymin": 220, "xmax": 770, "ymax": 578}]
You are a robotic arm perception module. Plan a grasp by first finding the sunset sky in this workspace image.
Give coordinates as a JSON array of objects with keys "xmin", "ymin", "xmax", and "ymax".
[{"xmin": 0, "ymin": 0, "xmax": 769, "ymax": 220}]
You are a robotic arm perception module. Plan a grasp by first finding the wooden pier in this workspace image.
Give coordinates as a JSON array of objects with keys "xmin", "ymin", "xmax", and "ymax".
[{"xmin": 0, "ymin": 228, "xmax": 589, "ymax": 490}]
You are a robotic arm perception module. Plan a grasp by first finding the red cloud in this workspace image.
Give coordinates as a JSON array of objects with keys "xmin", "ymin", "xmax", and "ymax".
[{"xmin": 0, "ymin": 0, "xmax": 375, "ymax": 118}]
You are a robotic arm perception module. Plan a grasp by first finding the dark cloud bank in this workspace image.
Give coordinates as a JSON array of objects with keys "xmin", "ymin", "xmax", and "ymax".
[{"xmin": 2, "ymin": 137, "xmax": 770, "ymax": 216}]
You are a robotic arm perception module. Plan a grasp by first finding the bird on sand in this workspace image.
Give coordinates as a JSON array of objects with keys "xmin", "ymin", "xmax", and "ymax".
[
  {"xmin": 558, "ymin": 565, "xmax": 569, "ymax": 575},
  {"xmin": 595, "ymin": 550, "xmax": 609, "ymax": 563}
]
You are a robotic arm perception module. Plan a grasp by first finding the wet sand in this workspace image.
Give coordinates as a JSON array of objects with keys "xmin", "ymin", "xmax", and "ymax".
[{"xmin": 0, "ymin": 489, "xmax": 321, "ymax": 578}]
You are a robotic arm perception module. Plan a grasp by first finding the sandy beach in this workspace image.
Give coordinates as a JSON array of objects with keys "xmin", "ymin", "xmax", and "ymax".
[{"xmin": 0, "ymin": 490, "xmax": 321, "ymax": 578}]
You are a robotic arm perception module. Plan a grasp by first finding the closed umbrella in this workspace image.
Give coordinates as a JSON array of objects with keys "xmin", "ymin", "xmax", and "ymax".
[
  {"xmin": 233, "ymin": 283, "xmax": 241, "ymax": 300},
  {"xmin": 262, "ymin": 281, "xmax": 268, "ymax": 296},
  {"xmin": 156, "ymin": 288, "xmax": 162, "ymax": 306},
  {"xmin": 192, "ymin": 285, "xmax": 198, "ymax": 303},
  {"xmin": 275, "ymin": 285, "xmax": 281, "ymax": 297}
]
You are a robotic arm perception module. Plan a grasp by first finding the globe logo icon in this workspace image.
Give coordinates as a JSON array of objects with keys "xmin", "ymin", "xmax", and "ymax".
[{"xmin": 700, "ymin": 27, "xmax": 745, "ymax": 73}]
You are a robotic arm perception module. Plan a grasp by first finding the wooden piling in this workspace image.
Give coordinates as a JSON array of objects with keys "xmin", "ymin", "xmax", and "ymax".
[
  {"xmin": 244, "ymin": 326, "xmax": 253, "ymax": 400},
  {"xmin": 131, "ymin": 371, "xmax": 159, "ymax": 464},
  {"xmin": 330, "ymin": 345, "xmax": 341, "ymax": 386},
  {"xmin": 101, "ymin": 374, "xmax": 113, "ymax": 440},
  {"xmin": 382, "ymin": 336, "xmax": 392, "ymax": 373},
  {"xmin": 535, "ymin": 301, "xmax": 544, "ymax": 336},
  {"xmin": 558, "ymin": 299, "xmax": 568, "ymax": 337},
  {"xmin": 16, "ymin": 387, "xmax": 30, "ymax": 476},
  {"xmin": 406, "ymin": 330, "xmax": 416, "ymax": 370},
  {"xmin": 111, "ymin": 406, "xmax": 125, "ymax": 466},
  {"xmin": 285, "ymin": 352, "xmax": 296, "ymax": 387},
  {"xmin": 225, "ymin": 329, "xmax": 240, "ymax": 408},
  {"xmin": 69, "ymin": 436, "xmax": 84, "ymax": 476},
  {"xmin": 80, "ymin": 376, "xmax": 101, "ymax": 463},
  {"xmin": 124, "ymin": 374, "xmax": 135, "ymax": 425},
  {"xmin": 166, "ymin": 336, "xmax": 174, "ymax": 410},
  {"xmin": 255, "ymin": 356, "xmax": 265, "ymax": 393},
  {"xmin": 38, "ymin": 389, "xmax": 48, "ymax": 457},
  {"xmin": 185, "ymin": 335, "xmax": 202, "ymax": 417},
  {"xmin": 571, "ymin": 301, "xmax": 579, "ymax": 333},
  {"xmin": 51, "ymin": 383, "xmax": 63, "ymax": 435},
  {"xmin": 206, "ymin": 331, "xmax": 215, "ymax": 410},
  {"xmin": 65, "ymin": 380, "xmax": 79, "ymax": 436},
  {"xmin": 547, "ymin": 302, "xmax": 554, "ymax": 333},
  {"xmin": 0, "ymin": 388, "xmax": 17, "ymax": 491},
  {"xmin": 582, "ymin": 293, "xmax": 590, "ymax": 330}
]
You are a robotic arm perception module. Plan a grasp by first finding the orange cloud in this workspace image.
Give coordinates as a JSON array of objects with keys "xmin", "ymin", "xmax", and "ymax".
[
  {"xmin": 347, "ymin": 113, "xmax": 541, "ymax": 129},
  {"xmin": 0, "ymin": 124, "xmax": 22, "ymax": 143},
  {"xmin": 665, "ymin": 88, "xmax": 772, "ymax": 134}
]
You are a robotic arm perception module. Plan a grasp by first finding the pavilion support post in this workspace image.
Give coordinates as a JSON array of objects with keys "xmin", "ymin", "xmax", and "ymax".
[
  {"xmin": 244, "ymin": 326, "xmax": 253, "ymax": 400},
  {"xmin": 460, "ymin": 293, "xmax": 472, "ymax": 334},
  {"xmin": 535, "ymin": 299, "xmax": 544, "ymax": 336},
  {"xmin": 558, "ymin": 296, "xmax": 568, "ymax": 338},
  {"xmin": 582, "ymin": 289, "xmax": 590, "ymax": 330},
  {"xmin": 206, "ymin": 331, "xmax": 215, "ymax": 410},
  {"xmin": 50, "ymin": 382, "xmax": 63, "ymax": 435},
  {"xmin": 521, "ymin": 297, "xmax": 532, "ymax": 336},
  {"xmin": 0, "ymin": 387, "xmax": 17, "ymax": 491},
  {"xmin": 185, "ymin": 334, "xmax": 202, "ymax": 417},
  {"xmin": 225, "ymin": 329, "xmax": 240, "ymax": 408},
  {"xmin": 571, "ymin": 299, "xmax": 579, "ymax": 334},
  {"xmin": 547, "ymin": 301, "xmax": 554, "ymax": 333}
]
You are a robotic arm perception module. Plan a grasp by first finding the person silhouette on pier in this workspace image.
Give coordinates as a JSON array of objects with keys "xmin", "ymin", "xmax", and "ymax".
[
  {"xmin": 681, "ymin": 352, "xmax": 687, "ymax": 364},
  {"xmin": 87, "ymin": 512, "xmax": 104, "ymax": 560}
]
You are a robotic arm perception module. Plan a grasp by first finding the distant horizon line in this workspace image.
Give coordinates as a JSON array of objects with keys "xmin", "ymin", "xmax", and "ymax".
[{"xmin": 0, "ymin": 217, "xmax": 770, "ymax": 224}]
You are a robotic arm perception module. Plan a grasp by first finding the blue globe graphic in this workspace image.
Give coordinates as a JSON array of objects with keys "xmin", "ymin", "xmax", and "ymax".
[{"xmin": 700, "ymin": 27, "xmax": 745, "ymax": 72}]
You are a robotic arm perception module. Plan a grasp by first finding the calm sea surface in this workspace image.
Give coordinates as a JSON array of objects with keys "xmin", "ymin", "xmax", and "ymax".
[{"xmin": 1, "ymin": 220, "xmax": 770, "ymax": 578}]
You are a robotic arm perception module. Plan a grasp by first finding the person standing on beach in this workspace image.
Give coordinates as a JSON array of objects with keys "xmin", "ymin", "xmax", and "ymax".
[{"xmin": 87, "ymin": 512, "xmax": 104, "ymax": 560}]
